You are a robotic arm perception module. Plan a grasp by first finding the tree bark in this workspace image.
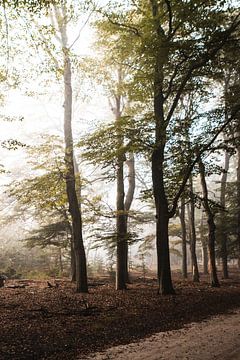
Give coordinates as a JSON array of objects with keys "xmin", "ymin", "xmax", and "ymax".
[
  {"xmin": 65, "ymin": 217, "xmax": 76, "ymax": 281},
  {"xmin": 220, "ymin": 74, "xmax": 231, "ymax": 278},
  {"xmin": 150, "ymin": 0, "xmax": 174, "ymax": 295},
  {"xmin": 200, "ymin": 211, "xmax": 208, "ymax": 275},
  {"xmin": 63, "ymin": 55, "xmax": 88, "ymax": 292},
  {"xmin": 124, "ymin": 153, "xmax": 135, "ymax": 283},
  {"xmin": 188, "ymin": 176, "xmax": 200, "ymax": 282},
  {"xmin": 116, "ymin": 156, "xmax": 127, "ymax": 290},
  {"xmin": 180, "ymin": 197, "xmax": 188, "ymax": 278},
  {"xmin": 110, "ymin": 69, "xmax": 135, "ymax": 290},
  {"xmin": 198, "ymin": 157, "xmax": 220, "ymax": 287},
  {"xmin": 237, "ymin": 140, "xmax": 240, "ymax": 269},
  {"xmin": 57, "ymin": 7, "xmax": 88, "ymax": 292},
  {"xmin": 220, "ymin": 148, "xmax": 230, "ymax": 278},
  {"xmin": 0, "ymin": 277, "xmax": 4, "ymax": 288},
  {"xmin": 152, "ymin": 148, "xmax": 175, "ymax": 294},
  {"xmin": 114, "ymin": 72, "xmax": 127, "ymax": 290},
  {"xmin": 70, "ymin": 241, "xmax": 76, "ymax": 282}
]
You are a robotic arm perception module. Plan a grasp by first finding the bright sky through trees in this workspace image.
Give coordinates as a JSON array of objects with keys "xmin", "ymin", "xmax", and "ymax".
[{"xmin": 0, "ymin": 11, "xmax": 111, "ymax": 185}]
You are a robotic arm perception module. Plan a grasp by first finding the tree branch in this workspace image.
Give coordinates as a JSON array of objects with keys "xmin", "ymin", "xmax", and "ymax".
[
  {"xmin": 102, "ymin": 12, "xmax": 141, "ymax": 37},
  {"xmin": 164, "ymin": 0, "xmax": 172, "ymax": 36},
  {"xmin": 69, "ymin": 10, "xmax": 94, "ymax": 49},
  {"xmin": 169, "ymin": 102, "xmax": 240, "ymax": 218},
  {"xmin": 166, "ymin": 14, "xmax": 240, "ymax": 125}
]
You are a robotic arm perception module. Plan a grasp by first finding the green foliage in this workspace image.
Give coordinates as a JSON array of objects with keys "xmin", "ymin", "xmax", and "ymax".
[
  {"xmin": 95, "ymin": 0, "xmax": 240, "ymax": 196},
  {"xmin": 6, "ymin": 135, "xmax": 68, "ymax": 249},
  {"xmin": 25, "ymin": 220, "xmax": 70, "ymax": 249},
  {"xmin": 79, "ymin": 115, "xmax": 153, "ymax": 179},
  {"xmin": 0, "ymin": 0, "xmax": 60, "ymax": 12},
  {"xmin": 1, "ymin": 139, "xmax": 27, "ymax": 150}
]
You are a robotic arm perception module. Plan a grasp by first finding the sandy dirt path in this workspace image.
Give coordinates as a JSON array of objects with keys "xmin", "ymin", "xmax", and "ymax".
[{"xmin": 83, "ymin": 309, "xmax": 240, "ymax": 360}]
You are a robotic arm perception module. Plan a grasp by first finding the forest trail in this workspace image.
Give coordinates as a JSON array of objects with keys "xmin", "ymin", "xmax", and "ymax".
[{"xmin": 84, "ymin": 309, "xmax": 240, "ymax": 360}]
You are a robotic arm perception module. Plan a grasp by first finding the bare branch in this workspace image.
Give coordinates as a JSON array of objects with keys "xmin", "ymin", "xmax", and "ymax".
[
  {"xmin": 164, "ymin": 57, "xmax": 188, "ymax": 101},
  {"xmin": 164, "ymin": 0, "xmax": 172, "ymax": 36},
  {"xmin": 69, "ymin": 10, "xmax": 94, "ymax": 50}
]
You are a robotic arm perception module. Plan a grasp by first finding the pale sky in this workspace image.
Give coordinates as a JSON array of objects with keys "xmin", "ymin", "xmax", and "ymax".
[{"xmin": 0, "ymin": 8, "xmax": 112, "ymax": 186}]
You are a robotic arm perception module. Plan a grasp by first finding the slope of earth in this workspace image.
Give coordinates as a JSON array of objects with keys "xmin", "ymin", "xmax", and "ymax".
[{"xmin": 0, "ymin": 270, "xmax": 239, "ymax": 360}]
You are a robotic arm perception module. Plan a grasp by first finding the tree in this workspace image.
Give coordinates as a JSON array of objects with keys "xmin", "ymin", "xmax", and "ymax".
[
  {"xmin": 97, "ymin": 0, "xmax": 240, "ymax": 294},
  {"xmin": 219, "ymin": 138, "xmax": 231, "ymax": 278},
  {"xmin": 30, "ymin": 2, "xmax": 89, "ymax": 292},
  {"xmin": 187, "ymin": 177, "xmax": 200, "ymax": 282},
  {"xmin": 179, "ymin": 197, "xmax": 187, "ymax": 278},
  {"xmin": 6, "ymin": 134, "xmax": 97, "ymax": 285},
  {"xmin": 199, "ymin": 210, "xmax": 208, "ymax": 275},
  {"xmin": 80, "ymin": 29, "xmax": 138, "ymax": 289},
  {"xmin": 80, "ymin": 111, "xmax": 137, "ymax": 290},
  {"xmin": 198, "ymin": 156, "xmax": 220, "ymax": 287}
]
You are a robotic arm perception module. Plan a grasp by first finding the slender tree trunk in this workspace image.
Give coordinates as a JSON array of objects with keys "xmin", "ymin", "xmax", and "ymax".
[
  {"xmin": 63, "ymin": 55, "xmax": 88, "ymax": 292},
  {"xmin": 66, "ymin": 219, "xmax": 76, "ymax": 282},
  {"xmin": 198, "ymin": 157, "xmax": 220, "ymax": 287},
  {"xmin": 188, "ymin": 176, "xmax": 200, "ymax": 282},
  {"xmin": 180, "ymin": 197, "xmax": 188, "ymax": 278},
  {"xmin": 200, "ymin": 211, "xmax": 208, "ymax": 275},
  {"xmin": 202, "ymin": 243, "xmax": 209, "ymax": 275},
  {"xmin": 116, "ymin": 153, "xmax": 127, "ymax": 289},
  {"xmin": 59, "ymin": 248, "xmax": 63, "ymax": 275},
  {"xmin": 111, "ymin": 69, "xmax": 136, "ymax": 289},
  {"xmin": 220, "ymin": 149, "xmax": 230, "ymax": 278},
  {"xmin": 114, "ymin": 82, "xmax": 127, "ymax": 290},
  {"xmin": 124, "ymin": 153, "xmax": 135, "ymax": 283},
  {"xmin": 220, "ymin": 75, "xmax": 231, "ymax": 278},
  {"xmin": 57, "ymin": 9, "xmax": 88, "ymax": 293},
  {"xmin": 70, "ymin": 241, "xmax": 76, "ymax": 282},
  {"xmin": 237, "ymin": 141, "xmax": 240, "ymax": 269}
]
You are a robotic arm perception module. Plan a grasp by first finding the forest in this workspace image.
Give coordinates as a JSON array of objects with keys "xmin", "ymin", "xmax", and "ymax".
[{"xmin": 0, "ymin": 0, "xmax": 240, "ymax": 359}]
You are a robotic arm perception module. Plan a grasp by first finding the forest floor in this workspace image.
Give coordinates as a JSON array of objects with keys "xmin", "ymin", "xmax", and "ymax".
[
  {"xmin": 85, "ymin": 308, "xmax": 240, "ymax": 360},
  {"xmin": 0, "ymin": 269, "xmax": 239, "ymax": 360}
]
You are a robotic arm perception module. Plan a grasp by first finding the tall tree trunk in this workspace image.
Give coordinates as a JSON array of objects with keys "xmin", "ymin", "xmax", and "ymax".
[
  {"xmin": 220, "ymin": 148, "xmax": 230, "ymax": 278},
  {"xmin": 200, "ymin": 211, "xmax": 208, "ymax": 275},
  {"xmin": 57, "ymin": 8, "xmax": 88, "ymax": 293},
  {"xmin": 237, "ymin": 140, "xmax": 240, "ymax": 269},
  {"xmin": 124, "ymin": 153, "xmax": 135, "ymax": 283},
  {"xmin": 114, "ymin": 76, "xmax": 127, "ymax": 290},
  {"xmin": 70, "ymin": 241, "xmax": 76, "ymax": 282},
  {"xmin": 198, "ymin": 157, "xmax": 220, "ymax": 287},
  {"xmin": 152, "ymin": 149, "xmax": 175, "ymax": 294},
  {"xmin": 220, "ymin": 75, "xmax": 231, "ymax": 278},
  {"xmin": 66, "ymin": 218, "xmax": 76, "ymax": 282},
  {"xmin": 188, "ymin": 176, "xmax": 200, "ymax": 282},
  {"xmin": 58, "ymin": 247, "xmax": 63, "ymax": 275},
  {"xmin": 63, "ymin": 56, "xmax": 88, "ymax": 292},
  {"xmin": 180, "ymin": 197, "xmax": 188, "ymax": 278},
  {"xmin": 151, "ymin": 0, "xmax": 174, "ymax": 295},
  {"xmin": 110, "ymin": 69, "xmax": 135, "ymax": 290},
  {"xmin": 116, "ymin": 160, "xmax": 127, "ymax": 290}
]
